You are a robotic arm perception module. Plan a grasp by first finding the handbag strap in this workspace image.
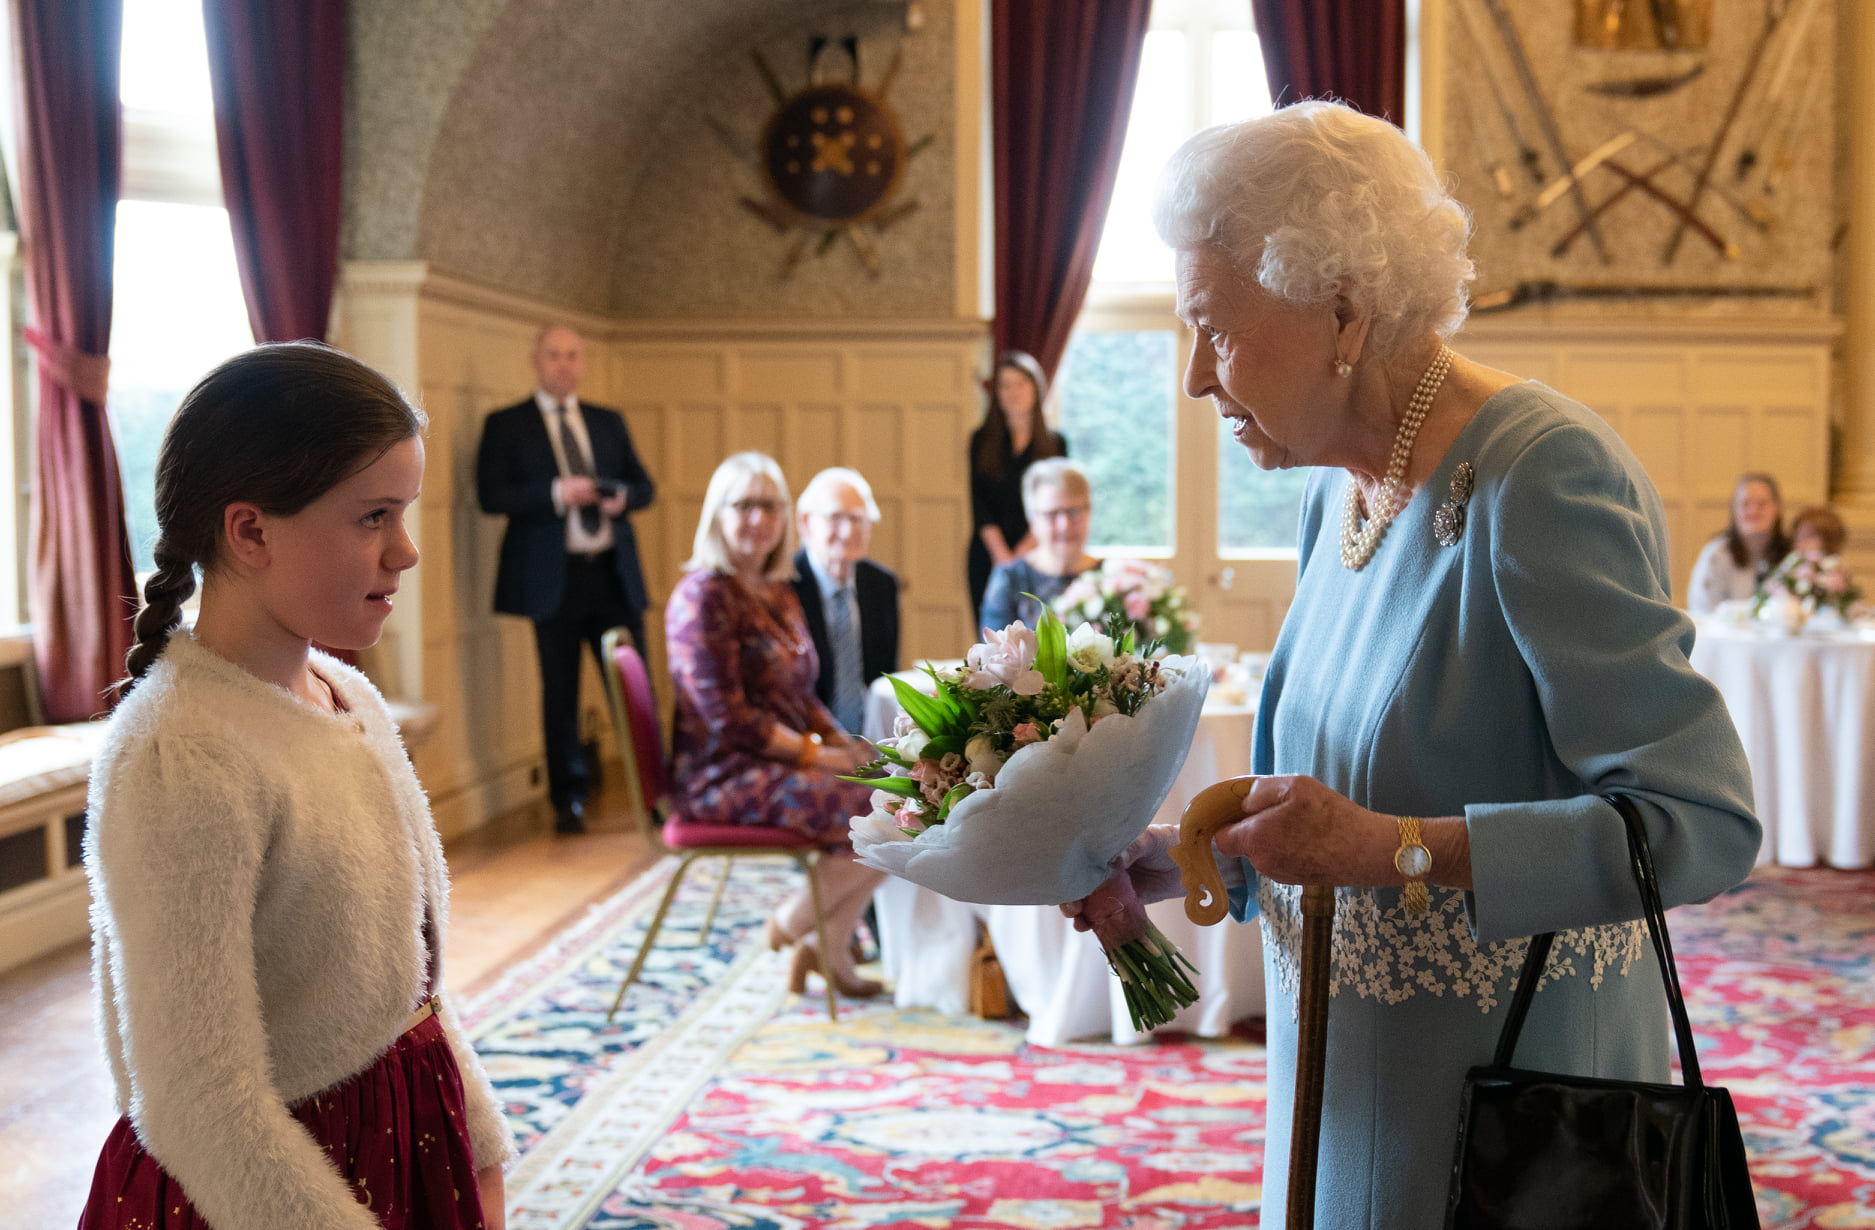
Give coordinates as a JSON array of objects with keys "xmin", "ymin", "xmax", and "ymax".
[{"xmin": 1489, "ymin": 794, "xmax": 1704, "ymax": 1089}]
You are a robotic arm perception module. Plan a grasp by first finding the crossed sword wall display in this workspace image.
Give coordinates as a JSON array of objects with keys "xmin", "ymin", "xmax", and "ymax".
[{"xmin": 1455, "ymin": 0, "xmax": 1822, "ymax": 309}]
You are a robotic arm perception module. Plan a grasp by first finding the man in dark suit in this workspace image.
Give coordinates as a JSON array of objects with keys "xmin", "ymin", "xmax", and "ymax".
[
  {"xmin": 790, "ymin": 467, "xmax": 899, "ymax": 736},
  {"xmin": 477, "ymin": 326, "xmax": 655, "ymax": 834}
]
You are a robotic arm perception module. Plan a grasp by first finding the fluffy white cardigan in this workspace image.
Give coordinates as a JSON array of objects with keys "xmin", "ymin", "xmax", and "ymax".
[{"xmin": 84, "ymin": 633, "xmax": 512, "ymax": 1229}]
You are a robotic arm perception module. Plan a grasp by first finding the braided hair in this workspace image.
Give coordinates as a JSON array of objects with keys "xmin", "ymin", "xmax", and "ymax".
[{"xmin": 122, "ymin": 342, "xmax": 426, "ymax": 689}]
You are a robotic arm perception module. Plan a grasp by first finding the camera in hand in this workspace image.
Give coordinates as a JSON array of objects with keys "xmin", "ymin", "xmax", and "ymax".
[{"xmin": 594, "ymin": 478, "xmax": 626, "ymax": 498}]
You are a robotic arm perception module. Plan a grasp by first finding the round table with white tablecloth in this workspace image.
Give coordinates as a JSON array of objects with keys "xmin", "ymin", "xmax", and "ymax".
[
  {"xmin": 1689, "ymin": 615, "xmax": 1875, "ymax": 868},
  {"xmin": 863, "ymin": 668, "xmax": 1265, "ymax": 1045}
]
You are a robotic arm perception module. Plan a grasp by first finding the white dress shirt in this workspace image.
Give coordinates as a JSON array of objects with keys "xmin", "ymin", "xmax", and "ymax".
[{"xmin": 534, "ymin": 389, "xmax": 614, "ymax": 555}]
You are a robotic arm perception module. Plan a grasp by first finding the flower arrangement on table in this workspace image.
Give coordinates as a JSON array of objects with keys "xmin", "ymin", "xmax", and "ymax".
[
  {"xmin": 844, "ymin": 606, "xmax": 1210, "ymax": 1031},
  {"xmin": 1753, "ymin": 551, "xmax": 1862, "ymax": 629},
  {"xmin": 1052, "ymin": 559, "xmax": 1201, "ymax": 657}
]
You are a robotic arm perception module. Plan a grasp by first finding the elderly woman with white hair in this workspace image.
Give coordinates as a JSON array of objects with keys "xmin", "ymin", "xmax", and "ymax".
[
  {"xmin": 978, "ymin": 457, "xmax": 1099, "ymax": 632},
  {"xmin": 666, "ymin": 452, "xmax": 886, "ymax": 999},
  {"xmin": 1078, "ymin": 102, "xmax": 1759, "ymax": 1227}
]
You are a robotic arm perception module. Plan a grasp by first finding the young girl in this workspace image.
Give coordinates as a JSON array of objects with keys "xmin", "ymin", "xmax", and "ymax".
[{"xmin": 78, "ymin": 343, "xmax": 511, "ymax": 1229}]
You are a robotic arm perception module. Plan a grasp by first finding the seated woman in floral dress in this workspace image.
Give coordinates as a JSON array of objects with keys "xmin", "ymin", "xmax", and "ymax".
[{"xmin": 665, "ymin": 451, "xmax": 884, "ymax": 999}]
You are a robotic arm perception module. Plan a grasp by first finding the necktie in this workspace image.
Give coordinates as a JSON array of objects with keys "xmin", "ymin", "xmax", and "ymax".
[
  {"xmin": 828, "ymin": 586, "xmax": 866, "ymax": 734},
  {"xmin": 556, "ymin": 403, "xmax": 602, "ymax": 534}
]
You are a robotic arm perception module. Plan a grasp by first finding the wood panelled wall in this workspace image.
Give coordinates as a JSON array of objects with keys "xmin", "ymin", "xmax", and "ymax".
[
  {"xmin": 332, "ymin": 262, "xmax": 987, "ymax": 839},
  {"xmin": 1457, "ymin": 316, "xmax": 1837, "ymax": 602}
]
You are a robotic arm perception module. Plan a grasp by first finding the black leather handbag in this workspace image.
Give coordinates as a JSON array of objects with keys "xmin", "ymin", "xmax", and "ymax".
[{"xmin": 1445, "ymin": 795, "xmax": 1761, "ymax": 1229}]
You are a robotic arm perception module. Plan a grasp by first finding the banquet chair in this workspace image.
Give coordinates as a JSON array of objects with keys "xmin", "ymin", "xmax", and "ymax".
[{"xmin": 598, "ymin": 630, "xmax": 839, "ymax": 1021}]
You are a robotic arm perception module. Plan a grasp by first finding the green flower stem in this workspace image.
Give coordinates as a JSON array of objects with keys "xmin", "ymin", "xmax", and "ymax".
[{"xmin": 1103, "ymin": 923, "xmax": 1202, "ymax": 1033}]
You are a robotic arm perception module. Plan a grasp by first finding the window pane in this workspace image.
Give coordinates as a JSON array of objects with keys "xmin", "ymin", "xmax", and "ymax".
[
  {"xmin": 1059, "ymin": 331, "xmax": 1175, "ymax": 552},
  {"xmin": 120, "ymin": 0, "xmax": 213, "ymax": 114},
  {"xmin": 1211, "ymin": 32, "xmax": 1274, "ymax": 125},
  {"xmin": 1217, "ymin": 418, "xmax": 1309, "ymax": 550},
  {"xmin": 1090, "ymin": 31, "xmax": 1185, "ymax": 285},
  {"xmin": 110, "ymin": 201, "xmax": 253, "ymax": 570}
]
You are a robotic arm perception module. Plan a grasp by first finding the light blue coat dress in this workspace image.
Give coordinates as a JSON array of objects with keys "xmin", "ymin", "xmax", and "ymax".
[{"xmin": 1228, "ymin": 382, "xmax": 1759, "ymax": 1229}]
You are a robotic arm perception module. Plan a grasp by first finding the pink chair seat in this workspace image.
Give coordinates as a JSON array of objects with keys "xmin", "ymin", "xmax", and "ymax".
[{"xmin": 661, "ymin": 816, "xmax": 817, "ymax": 850}]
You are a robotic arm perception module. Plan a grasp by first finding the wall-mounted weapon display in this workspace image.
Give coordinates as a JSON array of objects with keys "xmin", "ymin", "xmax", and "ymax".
[{"xmin": 1447, "ymin": 0, "xmax": 1833, "ymax": 310}]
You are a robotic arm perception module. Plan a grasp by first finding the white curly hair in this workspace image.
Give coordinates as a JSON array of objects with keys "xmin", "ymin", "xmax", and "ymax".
[{"xmin": 1152, "ymin": 100, "xmax": 1475, "ymax": 359}]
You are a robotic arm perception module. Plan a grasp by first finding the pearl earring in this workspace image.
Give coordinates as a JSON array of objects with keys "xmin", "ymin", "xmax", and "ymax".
[{"xmin": 1335, "ymin": 360, "xmax": 1353, "ymax": 378}]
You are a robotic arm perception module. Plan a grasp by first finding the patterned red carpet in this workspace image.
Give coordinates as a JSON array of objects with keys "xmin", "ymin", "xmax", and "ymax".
[
  {"xmin": 1676, "ymin": 865, "xmax": 1875, "ymax": 1229},
  {"xmin": 470, "ymin": 861, "xmax": 1874, "ymax": 1229}
]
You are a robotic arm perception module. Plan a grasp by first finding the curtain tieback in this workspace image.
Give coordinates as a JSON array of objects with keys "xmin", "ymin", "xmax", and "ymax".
[{"xmin": 23, "ymin": 327, "xmax": 111, "ymax": 405}]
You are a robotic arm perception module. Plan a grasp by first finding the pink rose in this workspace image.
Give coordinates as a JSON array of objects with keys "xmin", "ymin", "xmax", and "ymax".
[
  {"xmin": 965, "ymin": 623, "xmax": 1046, "ymax": 695},
  {"xmin": 1011, "ymin": 720, "xmax": 1043, "ymax": 745},
  {"xmin": 1124, "ymin": 590, "xmax": 1152, "ymax": 621}
]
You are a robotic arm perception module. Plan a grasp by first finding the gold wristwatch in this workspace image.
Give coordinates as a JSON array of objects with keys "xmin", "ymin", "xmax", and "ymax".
[{"xmin": 1394, "ymin": 816, "xmax": 1431, "ymax": 916}]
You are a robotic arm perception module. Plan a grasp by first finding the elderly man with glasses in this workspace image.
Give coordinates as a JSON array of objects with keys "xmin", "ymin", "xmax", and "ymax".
[{"xmin": 789, "ymin": 467, "xmax": 901, "ymax": 736}]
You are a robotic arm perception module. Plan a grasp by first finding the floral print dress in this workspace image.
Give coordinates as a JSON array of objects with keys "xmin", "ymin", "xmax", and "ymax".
[{"xmin": 665, "ymin": 568, "xmax": 873, "ymax": 840}]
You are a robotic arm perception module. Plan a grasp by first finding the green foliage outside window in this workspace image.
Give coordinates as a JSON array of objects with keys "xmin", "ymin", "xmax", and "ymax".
[
  {"xmin": 1218, "ymin": 419, "xmax": 1309, "ymax": 551},
  {"xmin": 1058, "ymin": 331, "xmax": 1173, "ymax": 551}
]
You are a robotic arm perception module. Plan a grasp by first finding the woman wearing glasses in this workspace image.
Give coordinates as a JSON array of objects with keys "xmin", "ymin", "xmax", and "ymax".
[
  {"xmin": 979, "ymin": 458, "xmax": 1098, "ymax": 632},
  {"xmin": 666, "ymin": 452, "xmax": 885, "ymax": 999}
]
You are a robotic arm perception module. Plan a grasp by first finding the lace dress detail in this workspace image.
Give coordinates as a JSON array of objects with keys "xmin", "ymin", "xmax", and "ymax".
[{"xmin": 1257, "ymin": 880, "xmax": 1648, "ymax": 1017}]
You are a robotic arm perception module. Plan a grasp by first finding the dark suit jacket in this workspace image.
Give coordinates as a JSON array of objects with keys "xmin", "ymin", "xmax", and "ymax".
[
  {"xmin": 476, "ymin": 396, "xmax": 656, "ymax": 620},
  {"xmin": 791, "ymin": 549, "xmax": 900, "ymax": 708}
]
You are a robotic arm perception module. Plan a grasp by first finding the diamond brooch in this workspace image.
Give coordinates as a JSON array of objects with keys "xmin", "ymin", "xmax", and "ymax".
[{"xmin": 1433, "ymin": 462, "xmax": 1474, "ymax": 548}]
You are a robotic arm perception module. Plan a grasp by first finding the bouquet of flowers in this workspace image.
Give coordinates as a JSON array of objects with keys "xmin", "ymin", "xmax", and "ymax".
[
  {"xmin": 1754, "ymin": 550, "xmax": 1862, "ymax": 625},
  {"xmin": 845, "ymin": 606, "xmax": 1210, "ymax": 1030},
  {"xmin": 1052, "ymin": 558, "xmax": 1200, "ymax": 657}
]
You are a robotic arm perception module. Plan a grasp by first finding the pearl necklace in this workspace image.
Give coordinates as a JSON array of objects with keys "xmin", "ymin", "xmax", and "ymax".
[{"xmin": 1339, "ymin": 343, "xmax": 1454, "ymax": 570}]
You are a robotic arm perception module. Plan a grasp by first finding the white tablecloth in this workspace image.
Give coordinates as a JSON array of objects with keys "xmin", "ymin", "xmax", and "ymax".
[
  {"xmin": 864, "ymin": 670, "xmax": 1266, "ymax": 1045},
  {"xmin": 1689, "ymin": 617, "xmax": 1875, "ymax": 868}
]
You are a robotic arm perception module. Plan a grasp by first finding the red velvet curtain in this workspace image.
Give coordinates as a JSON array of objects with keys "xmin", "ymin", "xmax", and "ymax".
[
  {"xmin": 1249, "ymin": 0, "xmax": 1407, "ymax": 121},
  {"xmin": 991, "ymin": 0, "xmax": 1152, "ymax": 383},
  {"xmin": 203, "ymin": 0, "xmax": 348, "ymax": 343},
  {"xmin": 12, "ymin": 0, "xmax": 138, "ymax": 722}
]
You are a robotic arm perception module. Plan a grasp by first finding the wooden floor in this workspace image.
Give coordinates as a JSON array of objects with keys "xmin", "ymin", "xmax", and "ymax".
[{"xmin": 0, "ymin": 782, "xmax": 661, "ymax": 1230}]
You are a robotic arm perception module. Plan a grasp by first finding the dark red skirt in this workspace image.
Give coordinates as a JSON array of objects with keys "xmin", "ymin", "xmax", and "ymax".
[{"xmin": 78, "ymin": 1012, "xmax": 487, "ymax": 1229}]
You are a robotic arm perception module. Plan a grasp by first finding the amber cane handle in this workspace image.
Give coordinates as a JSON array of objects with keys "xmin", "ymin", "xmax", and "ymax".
[{"xmin": 1172, "ymin": 776, "xmax": 1255, "ymax": 926}]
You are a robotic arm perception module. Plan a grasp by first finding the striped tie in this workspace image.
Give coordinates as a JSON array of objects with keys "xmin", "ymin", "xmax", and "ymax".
[
  {"xmin": 828, "ymin": 586, "xmax": 866, "ymax": 734},
  {"xmin": 556, "ymin": 403, "xmax": 602, "ymax": 534}
]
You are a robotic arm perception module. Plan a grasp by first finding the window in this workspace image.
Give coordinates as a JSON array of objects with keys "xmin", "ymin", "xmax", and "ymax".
[
  {"xmin": 1057, "ymin": 330, "xmax": 1174, "ymax": 551},
  {"xmin": 1061, "ymin": 0, "xmax": 1285, "ymax": 561},
  {"xmin": 113, "ymin": 0, "xmax": 252, "ymax": 571}
]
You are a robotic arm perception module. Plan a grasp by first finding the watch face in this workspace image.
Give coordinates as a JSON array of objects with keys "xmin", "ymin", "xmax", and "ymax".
[{"xmin": 1396, "ymin": 844, "xmax": 1432, "ymax": 878}]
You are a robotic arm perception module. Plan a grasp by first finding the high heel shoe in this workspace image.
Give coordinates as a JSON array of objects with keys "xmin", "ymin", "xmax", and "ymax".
[
  {"xmin": 765, "ymin": 916, "xmax": 796, "ymax": 953},
  {"xmin": 786, "ymin": 942, "xmax": 884, "ymax": 1000}
]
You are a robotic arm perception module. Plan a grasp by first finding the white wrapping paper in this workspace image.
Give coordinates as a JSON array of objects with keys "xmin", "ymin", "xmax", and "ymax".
[{"xmin": 852, "ymin": 657, "xmax": 1210, "ymax": 905}]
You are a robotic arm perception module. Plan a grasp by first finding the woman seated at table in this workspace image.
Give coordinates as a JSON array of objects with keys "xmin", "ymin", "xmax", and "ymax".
[
  {"xmin": 666, "ymin": 451, "xmax": 885, "ymax": 1000},
  {"xmin": 1688, "ymin": 471, "xmax": 1791, "ymax": 613},
  {"xmin": 1791, "ymin": 504, "xmax": 1848, "ymax": 559},
  {"xmin": 979, "ymin": 458, "xmax": 1098, "ymax": 631}
]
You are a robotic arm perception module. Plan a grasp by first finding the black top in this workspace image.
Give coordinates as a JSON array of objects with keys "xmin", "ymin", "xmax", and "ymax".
[{"xmin": 966, "ymin": 428, "xmax": 1067, "ymax": 617}]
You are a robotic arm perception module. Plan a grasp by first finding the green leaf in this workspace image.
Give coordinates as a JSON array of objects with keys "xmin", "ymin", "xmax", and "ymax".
[
  {"xmin": 923, "ymin": 733, "xmax": 965, "ymax": 758},
  {"xmin": 935, "ymin": 780, "xmax": 975, "ymax": 820},
  {"xmin": 847, "ymin": 774, "xmax": 924, "ymax": 800},
  {"xmin": 1118, "ymin": 626, "xmax": 1136, "ymax": 656},
  {"xmin": 1030, "ymin": 597, "xmax": 1068, "ymax": 687},
  {"xmin": 891, "ymin": 674, "xmax": 961, "ymax": 739}
]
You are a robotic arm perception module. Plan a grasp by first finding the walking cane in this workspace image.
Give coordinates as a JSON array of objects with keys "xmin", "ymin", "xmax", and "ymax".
[{"xmin": 1176, "ymin": 778, "xmax": 1334, "ymax": 1230}]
